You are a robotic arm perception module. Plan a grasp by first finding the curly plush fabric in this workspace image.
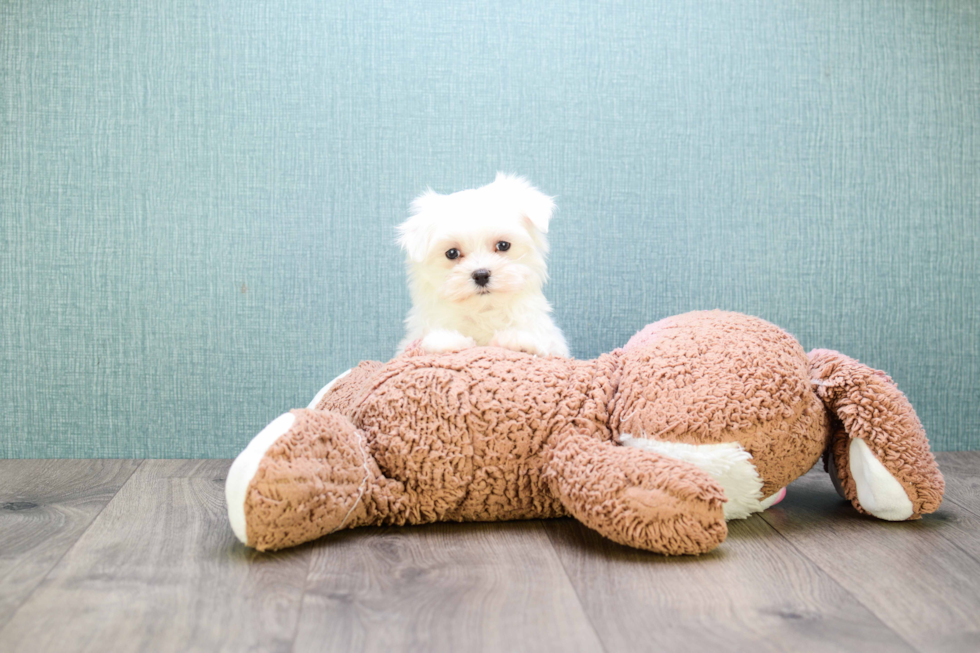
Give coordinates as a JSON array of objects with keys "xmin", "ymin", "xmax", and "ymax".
[
  {"xmin": 809, "ymin": 349, "xmax": 944, "ymax": 518},
  {"xmin": 546, "ymin": 432, "xmax": 728, "ymax": 553},
  {"xmin": 233, "ymin": 310, "xmax": 944, "ymax": 555},
  {"xmin": 618, "ymin": 311, "xmax": 829, "ymax": 497}
]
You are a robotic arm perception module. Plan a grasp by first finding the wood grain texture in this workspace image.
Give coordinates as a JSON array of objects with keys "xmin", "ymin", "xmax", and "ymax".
[
  {"xmin": 761, "ymin": 465, "xmax": 980, "ymax": 653},
  {"xmin": 294, "ymin": 521, "xmax": 603, "ymax": 653},
  {"xmin": 935, "ymin": 452, "xmax": 980, "ymax": 515},
  {"xmin": 2, "ymin": 455, "xmax": 980, "ymax": 652},
  {"xmin": 0, "ymin": 460, "xmax": 309, "ymax": 653},
  {"xmin": 546, "ymin": 513, "xmax": 914, "ymax": 653},
  {"xmin": 0, "ymin": 459, "xmax": 140, "ymax": 629}
]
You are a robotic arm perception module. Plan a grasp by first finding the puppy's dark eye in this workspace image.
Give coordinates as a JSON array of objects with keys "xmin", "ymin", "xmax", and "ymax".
[
  {"xmin": 495, "ymin": 241, "xmax": 511, "ymax": 252},
  {"xmin": 445, "ymin": 248, "xmax": 461, "ymax": 260}
]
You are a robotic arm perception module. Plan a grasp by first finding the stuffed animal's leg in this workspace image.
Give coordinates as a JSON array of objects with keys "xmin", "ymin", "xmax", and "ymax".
[
  {"xmin": 545, "ymin": 431, "xmax": 728, "ymax": 555},
  {"xmin": 809, "ymin": 349, "xmax": 944, "ymax": 520},
  {"xmin": 225, "ymin": 408, "xmax": 410, "ymax": 551}
]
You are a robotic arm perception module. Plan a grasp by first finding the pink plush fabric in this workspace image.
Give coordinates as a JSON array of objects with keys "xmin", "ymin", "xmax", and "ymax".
[{"xmin": 237, "ymin": 310, "xmax": 944, "ymax": 554}]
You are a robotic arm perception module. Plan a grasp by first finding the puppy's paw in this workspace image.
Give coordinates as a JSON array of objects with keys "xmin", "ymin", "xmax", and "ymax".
[
  {"xmin": 420, "ymin": 329, "xmax": 477, "ymax": 354},
  {"xmin": 490, "ymin": 329, "xmax": 549, "ymax": 356}
]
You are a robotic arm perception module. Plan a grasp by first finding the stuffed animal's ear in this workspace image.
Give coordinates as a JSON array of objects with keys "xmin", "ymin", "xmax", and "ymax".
[
  {"xmin": 397, "ymin": 189, "xmax": 442, "ymax": 262},
  {"xmin": 493, "ymin": 172, "xmax": 556, "ymax": 234}
]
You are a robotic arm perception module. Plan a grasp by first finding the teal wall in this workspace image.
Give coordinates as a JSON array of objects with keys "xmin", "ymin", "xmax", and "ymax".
[{"xmin": 2, "ymin": 1, "xmax": 977, "ymax": 457}]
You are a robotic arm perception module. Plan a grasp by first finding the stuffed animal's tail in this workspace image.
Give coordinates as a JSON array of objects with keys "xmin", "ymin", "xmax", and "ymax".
[{"xmin": 808, "ymin": 349, "xmax": 944, "ymax": 520}]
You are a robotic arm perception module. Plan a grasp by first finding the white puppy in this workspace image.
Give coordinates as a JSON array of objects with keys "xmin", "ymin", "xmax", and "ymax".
[{"xmin": 397, "ymin": 173, "xmax": 569, "ymax": 357}]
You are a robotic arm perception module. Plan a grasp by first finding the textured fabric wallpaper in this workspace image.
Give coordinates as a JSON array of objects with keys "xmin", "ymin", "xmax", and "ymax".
[{"xmin": 1, "ymin": 0, "xmax": 977, "ymax": 457}]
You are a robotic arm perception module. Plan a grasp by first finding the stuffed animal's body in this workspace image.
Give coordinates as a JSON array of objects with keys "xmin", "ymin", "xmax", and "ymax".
[{"xmin": 225, "ymin": 311, "xmax": 943, "ymax": 555}]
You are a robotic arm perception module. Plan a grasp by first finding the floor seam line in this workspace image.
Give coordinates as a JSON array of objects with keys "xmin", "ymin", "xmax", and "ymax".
[
  {"xmin": 938, "ymin": 496, "xmax": 980, "ymax": 566},
  {"xmin": 757, "ymin": 513, "xmax": 924, "ymax": 653},
  {"xmin": 541, "ymin": 521, "xmax": 610, "ymax": 653},
  {"xmin": 945, "ymin": 494, "xmax": 980, "ymax": 520},
  {"xmin": 0, "ymin": 459, "xmax": 145, "ymax": 633},
  {"xmin": 289, "ymin": 545, "xmax": 317, "ymax": 653}
]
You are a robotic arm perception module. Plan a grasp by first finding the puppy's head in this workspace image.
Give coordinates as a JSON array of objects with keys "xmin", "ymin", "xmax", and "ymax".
[{"xmin": 397, "ymin": 173, "xmax": 555, "ymax": 303}]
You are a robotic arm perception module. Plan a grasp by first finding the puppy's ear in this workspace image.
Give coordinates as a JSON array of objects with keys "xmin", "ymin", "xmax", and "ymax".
[
  {"xmin": 397, "ymin": 189, "xmax": 443, "ymax": 263},
  {"xmin": 494, "ymin": 172, "xmax": 556, "ymax": 234}
]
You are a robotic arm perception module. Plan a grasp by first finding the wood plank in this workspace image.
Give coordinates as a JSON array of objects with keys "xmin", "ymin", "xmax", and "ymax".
[
  {"xmin": 935, "ymin": 452, "xmax": 980, "ymax": 516},
  {"xmin": 0, "ymin": 460, "xmax": 310, "ymax": 653},
  {"xmin": 2, "ymin": 456, "xmax": 977, "ymax": 652},
  {"xmin": 929, "ymin": 453, "xmax": 980, "ymax": 562},
  {"xmin": 761, "ymin": 466, "xmax": 980, "ymax": 653},
  {"xmin": 546, "ymin": 513, "xmax": 915, "ymax": 653},
  {"xmin": 0, "ymin": 459, "xmax": 140, "ymax": 629},
  {"xmin": 294, "ymin": 520, "xmax": 604, "ymax": 653}
]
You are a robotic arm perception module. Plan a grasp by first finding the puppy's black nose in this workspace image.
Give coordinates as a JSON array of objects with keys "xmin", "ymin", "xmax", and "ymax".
[{"xmin": 472, "ymin": 269, "xmax": 491, "ymax": 287}]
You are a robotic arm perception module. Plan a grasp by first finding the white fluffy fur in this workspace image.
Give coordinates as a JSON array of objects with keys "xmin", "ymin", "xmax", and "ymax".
[
  {"xmin": 397, "ymin": 173, "xmax": 569, "ymax": 357},
  {"xmin": 619, "ymin": 435, "xmax": 785, "ymax": 520}
]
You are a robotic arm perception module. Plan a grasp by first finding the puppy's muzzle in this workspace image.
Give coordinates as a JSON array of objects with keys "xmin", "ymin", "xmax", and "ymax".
[{"xmin": 472, "ymin": 269, "xmax": 491, "ymax": 287}]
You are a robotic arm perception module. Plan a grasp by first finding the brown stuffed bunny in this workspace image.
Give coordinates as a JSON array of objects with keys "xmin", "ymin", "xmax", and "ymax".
[{"xmin": 225, "ymin": 310, "xmax": 944, "ymax": 555}]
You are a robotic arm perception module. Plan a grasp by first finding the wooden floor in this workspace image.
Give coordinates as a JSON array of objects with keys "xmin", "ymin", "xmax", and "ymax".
[{"xmin": 0, "ymin": 453, "xmax": 978, "ymax": 653}]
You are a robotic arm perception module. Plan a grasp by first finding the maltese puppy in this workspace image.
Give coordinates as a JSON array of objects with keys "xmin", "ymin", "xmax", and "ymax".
[{"xmin": 396, "ymin": 173, "xmax": 569, "ymax": 358}]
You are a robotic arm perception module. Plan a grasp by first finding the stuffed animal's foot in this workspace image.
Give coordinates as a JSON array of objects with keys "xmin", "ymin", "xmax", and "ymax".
[
  {"xmin": 226, "ymin": 409, "xmax": 391, "ymax": 551},
  {"xmin": 547, "ymin": 432, "xmax": 728, "ymax": 555},
  {"xmin": 810, "ymin": 349, "xmax": 944, "ymax": 520},
  {"xmin": 226, "ymin": 412, "xmax": 297, "ymax": 546},
  {"xmin": 829, "ymin": 436, "xmax": 917, "ymax": 520},
  {"xmin": 619, "ymin": 436, "xmax": 787, "ymax": 520}
]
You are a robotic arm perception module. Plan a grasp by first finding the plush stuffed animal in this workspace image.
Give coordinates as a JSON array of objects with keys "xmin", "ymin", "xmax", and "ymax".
[{"xmin": 225, "ymin": 310, "xmax": 944, "ymax": 555}]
